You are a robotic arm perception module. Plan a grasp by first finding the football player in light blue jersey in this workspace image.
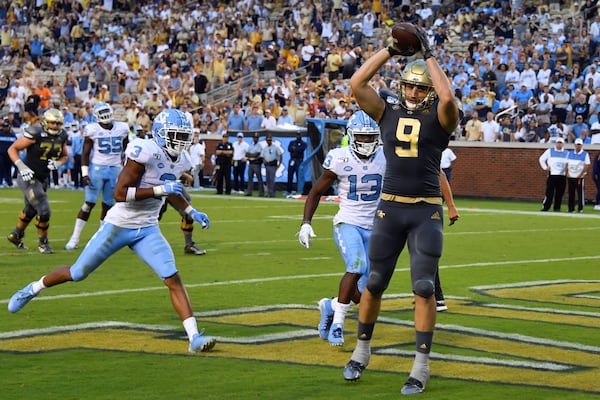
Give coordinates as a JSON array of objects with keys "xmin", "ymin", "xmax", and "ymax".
[
  {"xmin": 7, "ymin": 109, "xmax": 216, "ymax": 353},
  {"xmin": 298, "ymin": 110, "xmax": 385, "ymax": 346},
  {"xmin": 65, "ymin": 102, "xmax": 130, "ymax": 250}
]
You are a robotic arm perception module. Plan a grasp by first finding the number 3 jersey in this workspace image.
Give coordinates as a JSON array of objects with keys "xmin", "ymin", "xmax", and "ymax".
[
  {"xmin": 324, "ymin": 146, "xmax": 386, "ymax": 230},
  {"xmin": 84, "ymin": 121, "xmax": 129, "ymax": 166},
  {"xmin": 104, "ymin": 138, "xmax": 192, "ymax": 229}
]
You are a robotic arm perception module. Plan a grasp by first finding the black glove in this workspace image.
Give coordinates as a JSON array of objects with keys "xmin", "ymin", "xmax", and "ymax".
[
  {"xmin": 387, "ymin": 46, "xmax": 402, "ymax": 57},
  {"xmin": 414, "ymin": 26, "xmax": 433, "ymax": 59},
  {"xmin": 81, "ymin": 175, "xmax": 91, "ymax": 187}
]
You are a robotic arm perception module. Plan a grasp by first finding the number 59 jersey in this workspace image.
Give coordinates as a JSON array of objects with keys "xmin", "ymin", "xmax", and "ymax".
[
  {"xmin": 104, "ymin": 138, "xmax": 192, "ymax": 229},
  {"xmin": 324, "ymin": 146, "xmax": 386, "ymax": 230},
  {"xmin": 84, "ymin": 121, "xmax": 130, "ymax": 166}
]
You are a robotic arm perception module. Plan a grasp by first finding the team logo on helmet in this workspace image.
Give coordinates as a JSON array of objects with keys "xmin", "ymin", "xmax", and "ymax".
[
  {"xmin": 346, "ymin": 110, "xmax": 381, "ymax": 157},
  {"xmin": 93, "ymin": 102, "xmax": 113, "ymax": 124},
  {"xmin": 152, "ymin": 109, "xmax": 193, "ymax": 157}
]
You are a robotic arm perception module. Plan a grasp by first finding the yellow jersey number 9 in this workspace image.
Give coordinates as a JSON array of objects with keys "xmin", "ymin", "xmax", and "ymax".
[{"xmin": 394, "ymin": 117, "xmax": 420, "ymax": 158}]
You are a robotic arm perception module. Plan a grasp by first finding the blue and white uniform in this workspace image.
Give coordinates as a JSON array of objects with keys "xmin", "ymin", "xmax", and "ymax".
[
  {"xmin": 84, "ymin": 120, "xmax": 129, "ymax": 205},
  {"xmin": 71, "ymin": 138, "xmax": 192, "ymax": 281},
  {"xmin": 325, "ymin": 145, "xmax": 385, "ymax": 292}
]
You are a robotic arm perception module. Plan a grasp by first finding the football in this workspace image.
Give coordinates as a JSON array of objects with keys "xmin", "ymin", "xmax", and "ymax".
[{"xmin": 391, "ymin": 22, "xmax": 421, "ymax": 56}]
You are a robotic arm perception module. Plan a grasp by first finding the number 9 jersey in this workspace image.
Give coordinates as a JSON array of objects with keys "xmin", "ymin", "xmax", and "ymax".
[{"xmin": 377, "ymin": 91, "xmax": 449, "ymax": 198}]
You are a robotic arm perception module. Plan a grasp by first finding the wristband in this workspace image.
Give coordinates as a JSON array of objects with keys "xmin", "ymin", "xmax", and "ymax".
[
  {"xmin": 126, "ymin": 187, "xmax": 136, "ymax": 202},
  {"xmin": 184, "ymin": 205, "xmax": 195, "ymax": 215},
  {"xmin": 81, "ymin": 165, "xmax": 89, "ymax": 177},
  {"xmin": 153, "ymin": 185, "xmax": 165, "ymax": 197},
  {"xmin": 14, "ymin": 159, "xmax": 27, "ymax": 171},
  {"xmin": 301, "ymin": 219, "xmax": 311, "ymax": 226}
]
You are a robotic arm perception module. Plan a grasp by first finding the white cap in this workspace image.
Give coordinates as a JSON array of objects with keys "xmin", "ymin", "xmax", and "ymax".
[
  {"xmin": 575, "ymin": 138, "xmax": 583, "ymax": 145},
  {"xmin": 556, "ymin": 137, "xmax": 565, "ymax": 143}
]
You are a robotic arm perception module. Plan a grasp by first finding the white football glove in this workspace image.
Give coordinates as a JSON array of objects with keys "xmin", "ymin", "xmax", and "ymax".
[
  {"xmin": 47, "ymin": 159, "xmax": 61, "ymax": 170},
  {"xmin": 297, "ymin": 223, "xmax": 316, "ymax": 248},
  {"xmin": 19, "ymin": 167, "xmax": 35, "ymax": 182},
  {"xmin": 15, "ymin": 159, "xmax": 34, "ymax": 182}
]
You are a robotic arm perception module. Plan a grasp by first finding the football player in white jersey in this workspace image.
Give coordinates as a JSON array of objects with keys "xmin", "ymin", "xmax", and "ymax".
[
  {"xmin": 142, "ymin": 124, "xmax": 207, "ymax": 255},
  {"xmin": 7, "ymin": 109, "xmax": 217, "ymax": 353},
  {"xmin": 298, "ymin": 110, "xmax": 385, "ymax": 346},
  {"xmin": 65, "ymin": 102, "xmax": 130, "ymax": 250}
]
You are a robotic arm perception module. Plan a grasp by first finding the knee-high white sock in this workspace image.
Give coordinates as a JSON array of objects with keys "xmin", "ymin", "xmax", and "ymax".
[{"xmin": 71, "ymin": 218, "xmax": 87, "ymax": 240}]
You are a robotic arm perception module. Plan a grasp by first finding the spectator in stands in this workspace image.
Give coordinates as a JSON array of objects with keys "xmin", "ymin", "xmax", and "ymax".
[
  {"xmin": 569, "ymin": 115, "xmax": 590, "ymax": 142},
  {"xmin": 261, "ymin": 109, "xmax": 277, "ymax": 129},
  {"xmin": 481, "ymin": 111, "xmax": 500, "ymax": 142},
  {"xmin": 277, "ymin": 106, "xmax": 294, "ymax": 126},
  {"xmin": 552, "ymin": 84, "xmax": 571, "ymax": 123},
  {"xmin": 227, "ymin": 103, "xmax": 245, "ymax": 132},
  {"xmin": 309, "ymin": 47, "xmax": 326, "ymax": 81},
  {"xmin": 514, "ymin": 84, "xmax": 534, "ymax": 115},
  {"xmin": 244, "ymin": 104, "xmax": 264, "ymax": 131},
  {"xmin": 547, "ymin": 112, "xmax": 569, "ymax": 143},
  {"xmin": 465, "ymin": 111, "xmax": 483, "ymax": 141}
]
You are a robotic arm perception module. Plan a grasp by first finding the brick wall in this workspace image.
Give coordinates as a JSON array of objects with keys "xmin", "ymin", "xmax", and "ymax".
[{"xmin": 448, "ymin": 142, "xmax": 600, "ymax": 203}]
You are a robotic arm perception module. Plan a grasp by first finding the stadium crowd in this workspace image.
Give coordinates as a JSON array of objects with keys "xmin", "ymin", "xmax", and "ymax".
[{"xmin": 0, "ymin": 0, "xmax": 598, "ymax": 170}]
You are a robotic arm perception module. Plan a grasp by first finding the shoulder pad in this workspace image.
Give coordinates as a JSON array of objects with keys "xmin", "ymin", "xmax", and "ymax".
[
  {"xmin": 23, "ymin": 125, "xmax": 43, "ymax": 139},
  {"xmin": 380, "ymin": 89, "xmax": 400, "ymax": 105}
]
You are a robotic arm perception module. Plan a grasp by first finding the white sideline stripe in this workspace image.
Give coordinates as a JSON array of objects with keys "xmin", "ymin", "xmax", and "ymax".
[
  {"xmin": 377, "ymin": 316, "xmax": 600, "ymax": 353},
  {"xmin": 0, "ymin": 321, "xmax": 176, "ymax": 339},
  {"xmin": 463, "ymin": 207, "xmax": 600, "ymax": 219},
  {"xmin": 472, "ymin": 279, "xmax": 600, "ymax": 290},
  {"xmin": 2, "ymin": 256, "xmax": 600, "ymax": 305},
  {"xmin": 377, "ymin": 349, "xmax": 571, "ymax": 371},
  {"xmin": 0, "ymin": 320, "xmax": 317, "ymax": 344},
  {"xmin": 480, "ymin": 303, "xmax": 600, "ymax": 318}
]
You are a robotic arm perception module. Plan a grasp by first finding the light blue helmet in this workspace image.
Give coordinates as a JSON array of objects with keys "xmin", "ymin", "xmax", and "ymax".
[
  {"xmin": 346, "ymin": 110, "xmax": 381, "ymax": 157},
  {"xmin": 152, "ymin": 108, "xmax": 193, "ymax": 156},
  {"xmin": 93, "ymin": 102, "xmax": 113, "ymax": 124}
]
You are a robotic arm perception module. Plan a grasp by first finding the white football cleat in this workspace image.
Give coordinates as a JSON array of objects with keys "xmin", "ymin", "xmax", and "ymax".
[{"xmin": 65, "ymin": 237, "xmax": 79, "ymax": 250}]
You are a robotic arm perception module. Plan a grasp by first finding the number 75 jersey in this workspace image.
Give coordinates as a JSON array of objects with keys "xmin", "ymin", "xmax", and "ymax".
[{"xmin": 324, "ymin": 146, "xmax": 386, "ymax": 230}]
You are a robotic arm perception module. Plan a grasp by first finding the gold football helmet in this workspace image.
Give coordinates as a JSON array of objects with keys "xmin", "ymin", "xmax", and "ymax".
[
  {"xmin": 41, "ymin": 108, "xmax": 64, "ymax": 135},
  {"xmin": 399, "ymin": 60, "xmax": 436, "ymax": 111}
]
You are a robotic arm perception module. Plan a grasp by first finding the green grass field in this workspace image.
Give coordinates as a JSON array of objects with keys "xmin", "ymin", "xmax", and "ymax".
[{"xmin": 1, "ymin": 187, "xmax": 599, "ymax": 399}]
